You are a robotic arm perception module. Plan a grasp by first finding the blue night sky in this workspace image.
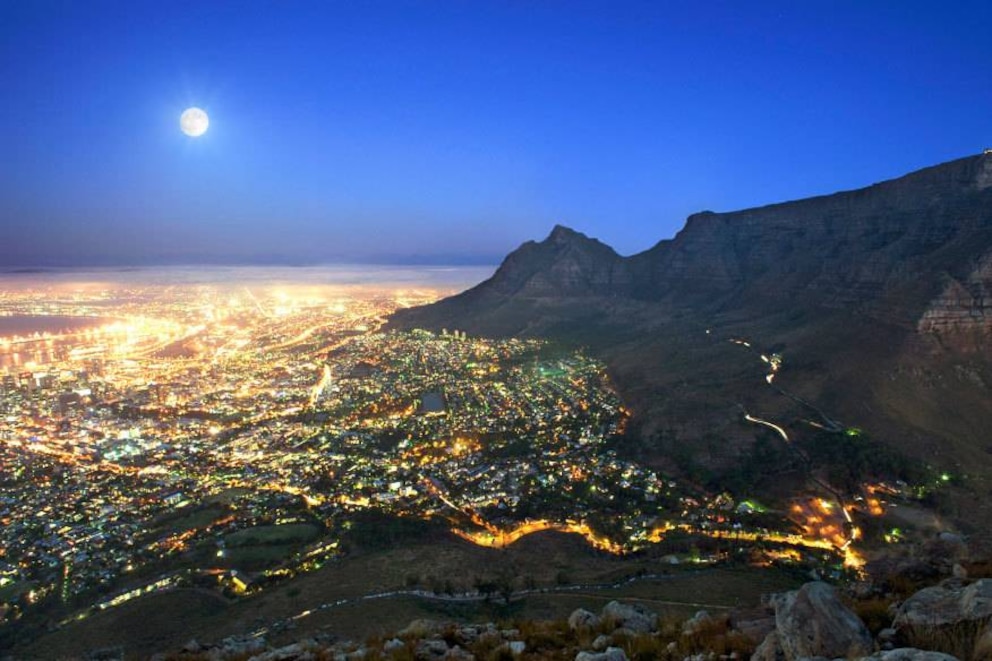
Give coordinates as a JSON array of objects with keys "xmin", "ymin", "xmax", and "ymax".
[{"xmin": 2, "ymin": 1, "xmax": 991, "ymax": 266}]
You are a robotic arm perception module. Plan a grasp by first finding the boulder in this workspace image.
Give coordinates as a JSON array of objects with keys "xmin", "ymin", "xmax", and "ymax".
[
  {"xmin": 601, "ymin": 601, "xmax": 656, "ymax": 633},
  {"xmin": 569, "ymin": 608, "xmax": 602, "ymax": 631},
  {"xmin": 860, "ymin": 649, "xmax": 960, "ymax": 661},
  {"xmin": 504, "ymin": 641, "xmax": 526, "ymax": 656},
  {"xmin": 413, "ymin": 638, "xmax": 449, "ymax": 660},
  {"xmin": 894, "ymin": 580, "xmax": 992, "ymax": 657},
  {"xmin": 575, "ymin": 647, "xmax": 628, "ymax": 661},
  {"xmin": 610, "ymin": 627, "xmax": 639, "ymax": 640},
  {"xmin": 281, "ymin": 643, "xmax": 321, "ymax": 660},
  {"xmin": 182, "ymin": 639, "xmax": 203, "ymax": 653},
  {"xmin": 753, "ymin": 582, "xmax": 872, "ymax": 661},
  {"xmin": 877, "ymin": 626, "xmax": 897, "ymax": 651},
  {"xmin": 683, "ymin": 610, "xmax": 714, "ymax": 636},
  {"xmin": 592, "ymin": 634, "xmax": 612, "ymax": 651},
  {"xmin": 444, "ymin": 645, "xmax": 475, "ymax": 660},
  {"xmin": 750, "ymin": 631, "xmax": 784, "ymax": 661},
  {"xmin": 205, "ymin": 638, "xmax": 259, "ymax": 660},
  {"xmin": 938, "ymin": 532, "xmax": 965, "ymax": 546},
  {"xmin": 383, "ymin": 638, "xmax": 405, "ymax": 653},
  {"xmin": 248, "ymin": 642, "xmax": 313, "ymax": 661},
  {"xmin": 893, "ymin": 578, "xmax": 992, "ymax": 629},
  {"xmin": 734, "ymin": 616, "xmax": 776, "ymax": 645}
]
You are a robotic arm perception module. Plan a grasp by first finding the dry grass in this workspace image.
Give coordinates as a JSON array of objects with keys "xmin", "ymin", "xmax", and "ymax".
[{"xmin": 900, "ymin": 618, "xmax": 992, "ymax": 661}]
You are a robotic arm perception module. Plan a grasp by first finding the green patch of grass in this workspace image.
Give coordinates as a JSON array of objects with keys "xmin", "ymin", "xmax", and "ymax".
[
  {"xmin": 225, "ymin": 523, "xmax": 320, "ymax": 547},
  {"xmin": 153, "ymin": 505, "xmax": 227, "ymax": 535},
  {"xmin": 204, "ymin": 488, "xmax": 252, "ymax": 505},
  {"xmin": 222, "ymin": 544, "xmax": 298, "ymax": 570}
]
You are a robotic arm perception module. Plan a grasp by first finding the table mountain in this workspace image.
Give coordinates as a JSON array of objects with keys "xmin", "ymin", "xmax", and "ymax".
[
  {"xmin": 391, "ymin": 152, "xmax": 992, "ymax": 525},
  {"xmin": 398, "ymin": 153, "xmax": 992, "ymax": 332}
]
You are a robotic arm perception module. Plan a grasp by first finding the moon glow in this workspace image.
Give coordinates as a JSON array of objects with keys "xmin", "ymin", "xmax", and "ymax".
[{"xmin": 180, "ymin": 107, "xmax": 209, "ymax": 137}]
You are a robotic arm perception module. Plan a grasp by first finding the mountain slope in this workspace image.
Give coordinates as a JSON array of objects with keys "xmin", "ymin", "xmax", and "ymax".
[{"xmin": 390, "ymin": 153, "xmax": 992, "ymax": 528}]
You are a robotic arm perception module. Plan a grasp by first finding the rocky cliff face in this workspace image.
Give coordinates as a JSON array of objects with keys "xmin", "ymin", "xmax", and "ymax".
[
  {"xmin": 639, "ymin": 154, "xmax": 992, "ymax": 324},
  {"xmin": 917, "ymin": 249, "xmax": 992, "ymax": 337}
]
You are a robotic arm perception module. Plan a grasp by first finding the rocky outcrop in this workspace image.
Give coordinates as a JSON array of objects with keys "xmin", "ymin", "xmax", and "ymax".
[
  {"xmin": 892, "ymin": 577, "xmax": 992, "ymax": 658},
  {"xmin": 860, "ymin": 650, "xmax": 961, "ymax": 661},
  {"xmin": 683, "ymin": 610, "xmax": 715, "ymax": 636},
  {"xmin": 154, "ymin": 586, "xmax": 992, "ymax": 661},
  {"xmin": 575, "ymin": 648, "xmax": 628, "ymax": 661},
  {"xmin": 917, "ymin": 251, "xmax": 992, "ymax": 337},
  {"xmin": 893, "ymin": 578, "xmax": 992, "ymax": 629},
  {"xmin": 733, "ymin": 611, "xmax": 777, "ymax": 646},
  {"xmin": 751, "ymin": 578, "xmax": 992, "ymax": 661},
  {"xmin": 752, "ymin": 582, "xmax": 873, "ymax": 661},
  {"xmin": 634, "ymin": 154, "xmax": 992, "ymax": 315},
  {"xmin": 568, "ymin": 607, "xmax": 602, "ymax": 631},
  {"xmin": 601, "ymin": 600, "xmax": 657, "ymax": 633},
  {"xmin": 249, "ymin": 641, "xmax": 321, "ymax": 661},
  {"xmin": 751, "ymin": 632, "xmax": 784, "ymax": 661}
]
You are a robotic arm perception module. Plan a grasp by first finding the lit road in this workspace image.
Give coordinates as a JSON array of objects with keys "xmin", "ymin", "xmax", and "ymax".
[
  {"xmin": 724, "ymin": 333, "xmax": 864, "ymax": 570},
  {"xmin": 742, "ymin": 411, "xmax": 790, "ymax": 443}
]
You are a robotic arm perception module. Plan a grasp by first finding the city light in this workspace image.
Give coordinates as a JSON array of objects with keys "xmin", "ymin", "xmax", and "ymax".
[{"xmin": 0, "ymin": 276, "xmax": 878, "ymax": 626}]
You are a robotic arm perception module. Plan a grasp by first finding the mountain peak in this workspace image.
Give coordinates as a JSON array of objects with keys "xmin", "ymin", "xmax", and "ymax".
[
  {"xmin": 547, "ymin": 224, "xmax": 583, "ymax": 242},
  {"xmin": 542, "ymin": 225, "xmax": 618, "ymax": 258}
]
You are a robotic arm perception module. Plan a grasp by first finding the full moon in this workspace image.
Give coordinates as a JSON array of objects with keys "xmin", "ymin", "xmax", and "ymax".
[{"xmin": 180, "ymin": 107, "xmax": 209, "ymax": 137}]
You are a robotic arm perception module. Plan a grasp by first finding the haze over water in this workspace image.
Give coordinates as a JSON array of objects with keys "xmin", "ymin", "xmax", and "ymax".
[
  {"xmin": 0, "ymin": 265, "xmax": 494, "ymax": 371},
  {"xmin": 0, "ymin": 265, "xmax": 496, "ymax": 293}
]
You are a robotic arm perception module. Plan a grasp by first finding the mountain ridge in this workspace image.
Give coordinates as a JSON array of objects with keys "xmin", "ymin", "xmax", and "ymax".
[
  {"xmin": 390, "ymin": 152, "xmax": 992, "ymax": 519},
  {"xmin": 395, "ymin": 152, "xmax": 992, "ymax": 331}
]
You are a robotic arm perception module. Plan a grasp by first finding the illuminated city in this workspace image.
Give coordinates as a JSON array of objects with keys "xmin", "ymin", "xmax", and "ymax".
[
  {"xmin": 4, "ymin": 2, "xmax": 991, "ymax": 657},
  {"xmin": 0, "ymin": 268, "xmax": 906, "ymax": 635}
]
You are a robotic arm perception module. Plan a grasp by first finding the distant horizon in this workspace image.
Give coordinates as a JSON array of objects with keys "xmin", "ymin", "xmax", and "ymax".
[
  {"xmin": 5, "ymin": 147, "xmax": 990, "ymax": 270},
  {"xmin": 0, "ymin": 263, "xmax": 498, "ymax": 294},
  {"xmin": 0, "ymin": 256, "xmax": 502, "ymax": 270}
]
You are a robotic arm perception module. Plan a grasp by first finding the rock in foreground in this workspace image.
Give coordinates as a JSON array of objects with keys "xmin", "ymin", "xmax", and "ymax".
[{"xmin": 753, "ymin": 582, "xmax": 873, "ymax": 661}]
